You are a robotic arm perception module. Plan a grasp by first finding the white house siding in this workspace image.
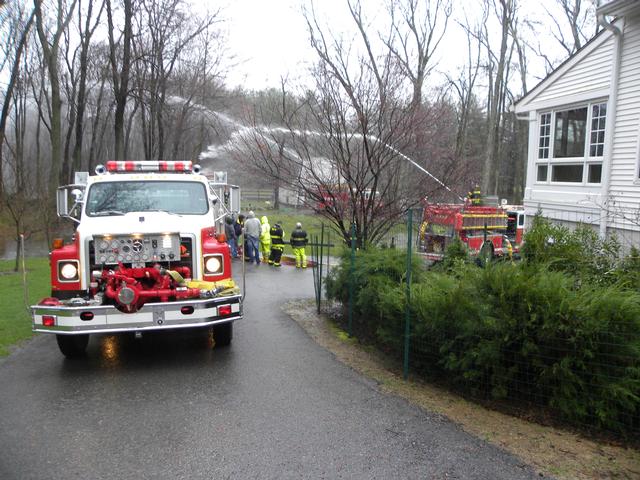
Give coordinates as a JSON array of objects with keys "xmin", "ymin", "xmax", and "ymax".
[
  {"xmin": 608, "ymin": 13, "xmax": 640, "ymax": 232},
  {"xmin": 520, "ymin": 32, "xmax": 617, "ymax": 226},
  {"xmin": 533, "ymin": 35, "xmax": 614, "ymax": 105},
  {"xmin": 523, "ymin": 197, "xmax": 602, "ymax": 228}
]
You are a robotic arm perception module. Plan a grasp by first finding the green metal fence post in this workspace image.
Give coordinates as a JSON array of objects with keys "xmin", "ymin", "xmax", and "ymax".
[
  {"xmin": 318, "ymin": 224, "xmax": 325, "ymax": 313},
  {"xmin": 311, "ymin": 233, "xmax": 320, "ymax": 312},
  {"xmin": 403, "ymin": 209, "xmax": 413, "ymax": 380},
  {"xmin": 348, "ymin": 222, "xmax": 356, "ymax": 337}
]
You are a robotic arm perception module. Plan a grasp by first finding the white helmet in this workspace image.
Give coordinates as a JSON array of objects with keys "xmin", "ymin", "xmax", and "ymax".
[{"xmin": 296, "ymin": 222, "xmax": 302, "ymax": 228}]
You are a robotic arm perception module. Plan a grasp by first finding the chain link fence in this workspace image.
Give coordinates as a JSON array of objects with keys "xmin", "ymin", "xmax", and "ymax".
[{"xmin": 335, "ymin": 209, "xmax": 640, "ymax": 439}]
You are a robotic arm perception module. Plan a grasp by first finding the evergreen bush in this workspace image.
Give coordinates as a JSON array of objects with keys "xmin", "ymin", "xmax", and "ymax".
[{"xmin": 326, "ymin": 244, "xmax": 640, "ymax": 435}]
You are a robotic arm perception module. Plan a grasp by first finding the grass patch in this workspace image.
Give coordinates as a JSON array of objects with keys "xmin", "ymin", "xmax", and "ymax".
[
  {"xmin": 0, "ymin": 257, "xmax": 50, "ymax": 356},
  {"xmin": 328, "ymin": 321, "xmax": 357, "ymax": 344},
  {"xmin": 250, "ymin": 209, "xmax": 346, "ymax": 257}
]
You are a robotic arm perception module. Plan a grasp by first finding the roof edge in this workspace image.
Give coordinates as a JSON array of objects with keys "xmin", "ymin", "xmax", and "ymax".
[{"xmin": 512, "ymin": 19, "xmax": 622, "ymax": 113}]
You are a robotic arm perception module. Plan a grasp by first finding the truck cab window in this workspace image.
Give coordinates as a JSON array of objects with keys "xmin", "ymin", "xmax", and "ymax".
[{"xmin": 86, "ymin": 181, "xmax": 209, "ymax": 216}]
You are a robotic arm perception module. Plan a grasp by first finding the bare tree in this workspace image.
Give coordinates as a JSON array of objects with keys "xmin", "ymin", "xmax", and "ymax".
[
  {"xmin": 0, "ymin": 2, "xmax": 34, "ymax": 198},
  {"xmin": 68, "ymin": 0, "xmax": 105, "ymax": 180},
  {"xmin": 448, "ymin": 11, "xmax": 483, "ymax": 160},
  {"xmin": 479, "ymin": 0, "xmax": 517, "ymax": 196},
  {"xmin": 133, "ymin": 0, "xmax": 221, "ymax": 159},
  {"xmin": 229, "ymin": 78, "xmax": 309, "ymax": 211},
  {"xmin": 106, "ymin": 0, "xmax": 133, "ymax": 160},
  {"xmin": 384, "ymin": 0, "xmax": 451, "ymax": 112},
  {"xmin": 165, "ymin": 27, "xmax": 226, "ymax": 160},
  {"xmin": 228, "ymin": 1, "xmax": 454, "ymax": 247},
  {"xmin": 545, "ymin": 0, "xmax": 595, "ymax": 57},
  {"xmin": 2, "ymin": 44, "xmax": 42, "ymax": 269},
  {"xmin": 33, "ymin": 0, "xmax": 78, "ymax": 195}
]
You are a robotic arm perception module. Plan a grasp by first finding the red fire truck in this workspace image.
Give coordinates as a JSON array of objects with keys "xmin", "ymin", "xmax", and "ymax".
[
  {"xmin": 419, "ymin": 200, "xmax": 524, "ymax": 261},
  {"xmin": 31, "ymin": 161, "xmax": 243, "ymax": 358}
]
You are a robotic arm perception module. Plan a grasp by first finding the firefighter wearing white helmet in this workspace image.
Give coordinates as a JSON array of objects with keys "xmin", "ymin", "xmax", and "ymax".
[{"xmin": 290, "ymin": 222, "xmax": 308, "ymax": 268}]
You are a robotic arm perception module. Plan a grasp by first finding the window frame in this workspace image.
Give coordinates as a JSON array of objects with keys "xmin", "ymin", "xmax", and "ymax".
[{"xmin": 535, "ymin": 100, "xmax": 607, "ymax": 186}]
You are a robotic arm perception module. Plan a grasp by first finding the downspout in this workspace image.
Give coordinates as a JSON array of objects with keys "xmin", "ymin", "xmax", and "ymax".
[{"xmin": 597, "ymin": 12, "xmax": 622, "ymax": 238}]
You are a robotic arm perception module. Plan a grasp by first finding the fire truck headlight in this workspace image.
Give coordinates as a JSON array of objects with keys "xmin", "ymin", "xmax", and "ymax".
[
  {"xmin": 204, "ymin": 255, "xmax": 223, "ymax": 275},
  {"xmin": 58, "ymin": 261, "xmax": 79, "ymax": 281}
]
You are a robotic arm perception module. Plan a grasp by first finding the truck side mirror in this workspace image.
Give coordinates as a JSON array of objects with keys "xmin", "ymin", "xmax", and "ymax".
[
  {"xmin": 71, "ymin": 189, "xmax": 84, "ymax": 203},
  {"xmin": 57, "ymin": 185, "xmax": 84, "ymax": 224}
]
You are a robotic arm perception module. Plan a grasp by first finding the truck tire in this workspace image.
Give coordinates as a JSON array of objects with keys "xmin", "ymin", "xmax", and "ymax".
[
  {"xmin": 213, "ymin": 322, "xmax": 232, "ymax": 347},
  {"xmin": 56, "ymin": 334, "xmax": 89, "ymax": 358}
]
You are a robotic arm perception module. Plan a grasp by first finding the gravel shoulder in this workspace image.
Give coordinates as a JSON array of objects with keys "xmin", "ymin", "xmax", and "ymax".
[{"xmin": 284, "ymin": 299, "xmax": 640, "ymax": 480}]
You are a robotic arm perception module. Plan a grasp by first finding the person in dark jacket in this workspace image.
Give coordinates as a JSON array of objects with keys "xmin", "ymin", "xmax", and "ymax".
[
  {"xmin": 290, "ymin": 222, "xmax": 308, "ymax": 268},
  {"xmin": 224, "ymin": 216, "xmax": 238, "ymax": 258},
  {"xmin": 235, "ymin": 214, "xmax": 245, "ymax": 259},
  {"xmin": 268, "ymin": 222, "xmax": 285, "ymax": 267}
]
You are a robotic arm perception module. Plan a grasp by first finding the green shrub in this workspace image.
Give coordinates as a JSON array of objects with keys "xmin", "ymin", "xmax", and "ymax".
[
  {"xmin": 609, "ymin": 246, "xmax": 640, "ymax": 290},
  {"xmin": 326, "ymin": 240, "xmax": 640, "ymax": 434},
  {"xmin": 325, "ymin": 246, "xmax": 424, "ymax": 308},
  {"xmin": 521, "ymin": 214, "xmax": 621, "ymax": 284},
  {"xmin": 540, "ymin": 285, "xmax": 640, "ymax": 429}
]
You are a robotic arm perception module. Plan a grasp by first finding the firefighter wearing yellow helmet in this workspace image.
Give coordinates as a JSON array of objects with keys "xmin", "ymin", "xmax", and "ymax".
[{"xmin": 468, "ymin": 184, "xmax": 482, "ymax": 205}]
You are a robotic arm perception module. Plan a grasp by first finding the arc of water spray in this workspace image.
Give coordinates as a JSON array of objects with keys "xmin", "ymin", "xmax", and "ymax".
[
  {"xmin": 249, "ymin": 127, "xmax": 464, "ymax": 200},
  {"xmin": 169, "ymin": 96, "xmax": 463, "ymax": 201}
]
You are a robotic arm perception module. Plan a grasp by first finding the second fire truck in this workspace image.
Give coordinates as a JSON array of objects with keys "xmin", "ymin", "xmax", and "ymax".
[{"xmin": 419, "ymin": 193, "xmax": 525, "ymax": 261}]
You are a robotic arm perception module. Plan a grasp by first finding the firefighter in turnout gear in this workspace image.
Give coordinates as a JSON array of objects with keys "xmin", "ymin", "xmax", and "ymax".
[
  {"xmin": 290, "ymin": 222, "xmax": 309, "ymax": 268},
  {"xmin": 268, "ymin": 222, "xmax": 285, "ymax": 266},
  {"xmin": 468, "ymin": 184, "xmax": 482, "ymax": 206}
]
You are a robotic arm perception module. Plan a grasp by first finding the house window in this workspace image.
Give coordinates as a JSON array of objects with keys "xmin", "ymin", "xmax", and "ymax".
[
  {"xmin": 553, "ymin": 107, "xmax": 587, "ymax": 158},
  {"xmin": 536, "ymin": 101, "xmax": 606, "ymax": 184},
  {"xmin": 538, "ymin": 113, "xmax": 551, "ymax": 159},
  {"xmin": 588, "ymin": 164, "xmax": 602, "ymax": 183},
  {"xmin": 536, "ymin": 164, "xmax": 548, "ymax": 181},
  {"xmin": 590, "ymin": 103, "xmax": 606, "ymax": 157},
  {"xmin": 552, "ymin": 164, "xmax": 583, "ymax": 182}
]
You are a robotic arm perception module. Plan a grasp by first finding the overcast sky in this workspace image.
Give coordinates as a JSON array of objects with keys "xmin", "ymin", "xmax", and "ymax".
[
  {"xmin": 222, "ymin": 0, "xmax": 314, "ymax": 89},
  {"xmin": 216, "ymin": 0, "xmax": 578, "ymax": 92}
]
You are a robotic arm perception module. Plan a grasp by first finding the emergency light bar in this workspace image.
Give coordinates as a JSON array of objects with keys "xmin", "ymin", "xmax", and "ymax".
[{"xmin": 103, "ymin": 161, "xmax": 195, "ymax": 173}]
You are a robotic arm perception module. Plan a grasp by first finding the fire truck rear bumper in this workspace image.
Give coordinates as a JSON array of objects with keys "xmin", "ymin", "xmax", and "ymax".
[{"xmin": 31, "ymin": 295, "xmax": 242, "ymax": 335}]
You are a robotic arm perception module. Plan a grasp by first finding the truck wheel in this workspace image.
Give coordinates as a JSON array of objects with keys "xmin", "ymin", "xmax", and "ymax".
[
  {"xmin": 213, "ymin": 322, "xmax": 232, "ymax": 347},
  {"xmin": 56, "ymin": 334, "xmax": 89, "ymax": 358}
]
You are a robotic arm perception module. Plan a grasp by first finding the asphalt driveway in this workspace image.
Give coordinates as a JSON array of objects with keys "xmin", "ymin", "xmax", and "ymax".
[{"xmin": 0, "ymin": 261, "xmax": 547, "ymax": 479}]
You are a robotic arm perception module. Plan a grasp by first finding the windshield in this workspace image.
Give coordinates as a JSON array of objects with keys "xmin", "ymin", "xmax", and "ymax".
[{"xmin": 86, "ymin": 181, "xmax": 209, "ymax": 216}]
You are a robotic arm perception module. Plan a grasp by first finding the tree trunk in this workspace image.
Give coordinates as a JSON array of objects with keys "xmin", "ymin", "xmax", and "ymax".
[
  {"xmin": 0, "ymin": 9, "xmax": 34, "ymax": 199},
  {"xmin": 107, "ymin": 0, "xmax": 133, "ymax": 160}
]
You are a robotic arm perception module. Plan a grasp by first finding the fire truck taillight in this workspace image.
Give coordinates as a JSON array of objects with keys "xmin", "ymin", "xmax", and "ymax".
[
  {"xmin": 180, "ymin": 306, "xmax": 194, "ymax": 315},
  {"xmin": 52, "ymin": 238, "xmax": 64, "ymax": 249},
  {"xmin": 80, "ymin": 312, "xmax": 94, "ymax": 321},
  {"xmin": 204, "ymin": 255, "xmax": 224, "ymax": 275},
  {"xmin": 42, "ymin": 316, "xmax": 56, "ymax": 327},
  {"xmin": 104, "ymin": 161, "xmax": 193, "ymax": 173},
  {"xmin": 218, "ymin": 305, "xmax": 231, "ymax": 316},
  {"xmin": 57, "ymin": 261, "xmax": 79, "ymax": 282}
]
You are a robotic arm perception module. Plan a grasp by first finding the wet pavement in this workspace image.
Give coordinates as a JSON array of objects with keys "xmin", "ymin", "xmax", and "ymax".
[{"xmin": 0, "ymin": 261, "xmax": 547, "ymax": 479}]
